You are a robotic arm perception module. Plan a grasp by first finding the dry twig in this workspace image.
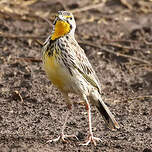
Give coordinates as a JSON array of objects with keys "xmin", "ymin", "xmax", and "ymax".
[
  {"xmin": 101, "ymin": 42, "xmax": 140, "ymax": 51},
  {"xmin": 14, "ymin": 91, "xmax": 24, "ymax": 102},
  {"xmin": 16, "ymin": 57, "xmax": 41, "ymax": 63},
  {"xmin": 120, "ymin": 0, "xmax": 132, "ymax": 9},
  {"xmin": 70, "ymin": 2, "xmax": 105, "ymax": 13},
  {"xmin": 79, "ymin": 41, "xmax": 152, "ymax": 66},
  {"xmin": 128, "ymin": 95, "xmax": 152, "ymax": 101},
  {"xmin": 0, "ymin": 32, "xmax": 45, "ymax": 39},
  {"xmin": 35, "ymin": 39, "xmax": 44, "ymax": 47}
]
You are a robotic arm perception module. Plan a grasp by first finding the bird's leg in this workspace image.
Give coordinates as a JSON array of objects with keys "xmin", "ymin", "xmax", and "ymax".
[
  {"xmin": 81, "ymin": 95, "xmax": 101, "ymax": 146},
  {"xmin": 47, "ymin": 93, "xmax": 78, "ymax": 143},
  {"xmin": 61, "ymin": 104, "xmax": 71, "ymax": 136},
  {"xmin": 60, "ymin": 104, "xmax": 78, "ymax": 141}
]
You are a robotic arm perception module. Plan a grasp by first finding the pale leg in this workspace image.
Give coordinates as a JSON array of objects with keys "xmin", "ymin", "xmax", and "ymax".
[
  {"xmin": 81, "ymin": 95, "xmax": 101, "ymax": 146},
  {"xmin": 47, "ymin": 93, "xmax": 78, "ymax": 143}
]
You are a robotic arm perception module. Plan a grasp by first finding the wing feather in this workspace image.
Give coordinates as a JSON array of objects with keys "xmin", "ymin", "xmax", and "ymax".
[{"xmin": 68, "ymin": 38, "xmax": 101, "ymax": 93}]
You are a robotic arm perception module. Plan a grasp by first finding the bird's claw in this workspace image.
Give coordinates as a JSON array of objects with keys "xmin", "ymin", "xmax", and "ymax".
[
  {"xmin": 47, "ymin": 134, "xmax": 79, "ymax": 143},
  {"xmin": 80, "ymin": 135, "xmax": 101, "ymax": 146}
]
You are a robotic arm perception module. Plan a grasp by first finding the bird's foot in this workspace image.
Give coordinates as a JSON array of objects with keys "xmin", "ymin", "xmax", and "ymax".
[
  {"xmin": 80, "ymin": 134, "xmax": 101, "ymax": 146},
  {"xmin": 47, "ymin": 133, "xmax": 78, "ymax": 143}
]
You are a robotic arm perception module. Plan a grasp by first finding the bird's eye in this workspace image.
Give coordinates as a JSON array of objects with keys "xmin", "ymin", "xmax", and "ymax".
[{"xmin": 69, "ymin": 17, "xmax": 72, "ymax": 20}]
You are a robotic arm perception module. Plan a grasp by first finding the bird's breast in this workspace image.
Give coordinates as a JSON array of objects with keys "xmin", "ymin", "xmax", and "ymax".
[{"xmin": 43, "ymin": 52, "xmax": 71, "ymax": 91}]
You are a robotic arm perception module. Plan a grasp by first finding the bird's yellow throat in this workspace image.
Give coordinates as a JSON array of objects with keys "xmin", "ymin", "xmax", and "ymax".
[{"xmin": 51, "ymin": 20, "xmax": 70, "ymax": 40}]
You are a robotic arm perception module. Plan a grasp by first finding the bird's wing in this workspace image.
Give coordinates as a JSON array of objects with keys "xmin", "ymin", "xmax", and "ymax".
[{"xmin": 68, "ymin": 39, "xmax": 101, "ymax": 93}]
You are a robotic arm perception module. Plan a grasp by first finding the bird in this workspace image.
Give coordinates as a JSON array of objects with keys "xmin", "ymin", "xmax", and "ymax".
[{"xmin": 42, "ymin": 11, "xmax": 120, "ymax": 146}]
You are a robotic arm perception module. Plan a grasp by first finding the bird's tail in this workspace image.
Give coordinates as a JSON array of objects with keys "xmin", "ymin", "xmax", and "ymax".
[{"xmin": 96, "ymin": 98, "xmax": 120, "ymax": 130}]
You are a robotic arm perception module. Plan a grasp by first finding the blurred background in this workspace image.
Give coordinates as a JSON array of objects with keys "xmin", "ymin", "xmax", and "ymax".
[{"xmin": 0, "ymin": 0, "xmax": 152, "ymax": 152}]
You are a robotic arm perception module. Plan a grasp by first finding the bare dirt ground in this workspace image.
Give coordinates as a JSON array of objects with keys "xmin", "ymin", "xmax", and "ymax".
[{"xmin": 0, "ymin": 0, "xmax": 152, "ymax": 152}]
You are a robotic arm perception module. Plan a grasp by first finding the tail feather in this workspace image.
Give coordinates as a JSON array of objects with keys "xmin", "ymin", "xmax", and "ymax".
[{"xmin": 96, "ymin": 99, "xmax": 120, "ymax": 130}]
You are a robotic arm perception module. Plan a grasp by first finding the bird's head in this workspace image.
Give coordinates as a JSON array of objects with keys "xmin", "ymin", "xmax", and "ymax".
[{"xmin": 51, "ymin": 11, "xmax": 76, "ymax": 40}]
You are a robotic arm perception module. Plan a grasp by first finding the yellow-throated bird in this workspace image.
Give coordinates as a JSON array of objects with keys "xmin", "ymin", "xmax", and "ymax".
[{"xmin": 42, "ymin": 11, "xmax": 120, "ymax": 146}]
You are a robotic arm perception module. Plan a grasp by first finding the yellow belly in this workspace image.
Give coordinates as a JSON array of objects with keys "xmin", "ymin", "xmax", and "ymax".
[{"xmin": 43, "ymin": 53, "xmax": 68, "ymax": 90}]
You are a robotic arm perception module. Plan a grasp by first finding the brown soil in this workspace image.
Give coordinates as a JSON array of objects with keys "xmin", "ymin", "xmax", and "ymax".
[{"xmin": 0, "ymin": 0, "xmax": 152, "ymax": 152}]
